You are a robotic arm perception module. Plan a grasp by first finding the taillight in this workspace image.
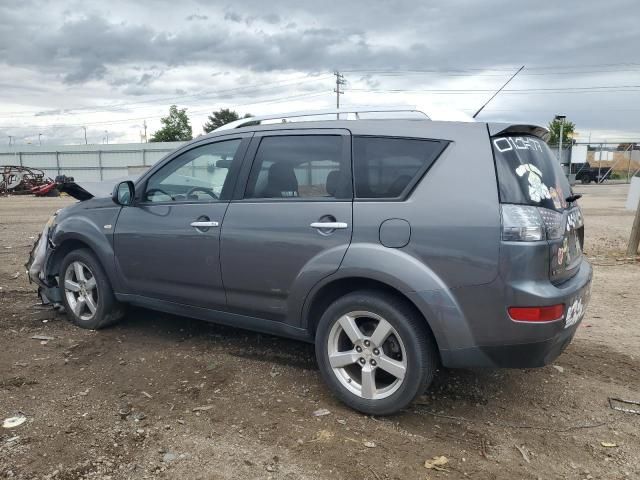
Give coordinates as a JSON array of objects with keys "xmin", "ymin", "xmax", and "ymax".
[
  {"xmin": 508, "ymin": 304, "xmax": 564, "ymax": 322},
  {"xmin": 501, "ymin": 204, "xmax": 564, "ymax": 242}
]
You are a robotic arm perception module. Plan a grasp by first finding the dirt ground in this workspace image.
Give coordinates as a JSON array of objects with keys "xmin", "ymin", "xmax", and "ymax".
[{"xmin": 1, "ymin": 184, "xmax": 638, "ymax": 480}]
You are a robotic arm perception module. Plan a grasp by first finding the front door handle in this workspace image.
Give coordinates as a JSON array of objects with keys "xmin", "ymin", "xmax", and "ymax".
[
  {"xmin": 190, "ymin": 221, "xmax": 219, "ymax": 228},
  {"xmin": 310, "ymin": 222, "xmax": 348, "ymax": 230}
]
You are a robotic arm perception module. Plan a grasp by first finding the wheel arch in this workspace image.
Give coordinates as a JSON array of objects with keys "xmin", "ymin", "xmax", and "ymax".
[
  {"xmin": 303, "ymin": 276, "xmax": 442, "ymax": 356},
  {"xmin": 48, "ymin": 227, "xmax": 120, "ymax": 292},
  {"xmin": 48, "ymin": 238, "xmax": 96, "ymax": 279}
]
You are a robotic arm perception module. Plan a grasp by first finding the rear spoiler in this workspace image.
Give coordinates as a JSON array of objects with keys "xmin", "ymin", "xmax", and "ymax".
[{"xmin": 488, "ymin": 123, "xmax": 549, "ymax": 142}]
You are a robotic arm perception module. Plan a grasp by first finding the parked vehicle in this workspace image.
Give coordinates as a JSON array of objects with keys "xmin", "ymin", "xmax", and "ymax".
[
  {"xmin": 27, "ymin": 108, "xmax": 592, "ymax": 415},
  {"xmin": 569, "ymin": 162, "xmax": 606, "ymax": 184}
]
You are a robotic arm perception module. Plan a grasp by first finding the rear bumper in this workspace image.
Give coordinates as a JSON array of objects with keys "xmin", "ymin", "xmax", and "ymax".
[
  {"xmin": 440, "ymin": 322, "xmax": 579, "ymax": 368},
  {"xmin": 423, "ymin": 257, "xmax": 592, "ymax": 369}
]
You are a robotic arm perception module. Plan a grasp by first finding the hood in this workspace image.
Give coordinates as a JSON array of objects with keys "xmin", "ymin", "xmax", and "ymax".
[{"xmin": 57, "ymin": 176, "xmax": 136, "ymax": 201}]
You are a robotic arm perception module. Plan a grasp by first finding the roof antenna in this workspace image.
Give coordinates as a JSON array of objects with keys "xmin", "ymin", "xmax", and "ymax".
[{"xmin": 472, "ymin": 65, "xmax": 525, "ymax": 119}]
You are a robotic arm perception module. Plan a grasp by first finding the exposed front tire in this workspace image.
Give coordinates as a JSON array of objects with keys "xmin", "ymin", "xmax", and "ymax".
[
  {"xmin": 315, "ymin": 291, "xmax": 437, "ymax": 415},
  {"xmin": 60, "ymin": 248, "xmax": 124, "ymax": 329}
]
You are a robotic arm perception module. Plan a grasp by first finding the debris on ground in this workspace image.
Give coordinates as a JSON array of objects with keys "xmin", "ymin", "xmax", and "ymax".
[
  {"xmin": 515, "ymin": 444, "xmax": 531, "ymax": 463},
  {"xmin": 364, "ymin": 441, "xmax": 376, "ymax": 448},
  {"xmin": 10, "ymin": 272, "xmax": 20, "ymax": 279},
  {"xmin": 132, "ymin": 412, "xmax": 147, "ymax": 422},
  {"xmin": 424, "ymin": 456, "xmax": 449, "ymax": 471},
  {"xmin": 601, "ymin": 442, "xmax": 618, "ymax": 448},
  {"xmin": 553, "ymin": 365, "xmax": 565, "ymax": 373},
  {"xmin": 608, "ymin": 397, "xmax": 640, "ymax": 415},
  {"xmin": 308, "ymin": 430, "xmax": 334, "ymax": 443},
  {"xmin": 30, "ymin": 334, "xmax": 54, "ymax": 341},
  {"xmin": 162, "ymin": 452, "xmax": 178, "ymax": 463},
  {"xmin": 192, "ymin": 405, "xmax": 214, "ymax": 412},
  {"xmin": 2, "ymin": 415, "xmax": 27, "ymax": 429},
  {"xmin": 0, "ymin": 165, "xmax": 54, "ymax": 196},
  {"xmin": 141, "ymin": 391, "xmax": 153, "ymax": 399},
  {"xmin": 313, "ymin": 408, "xmax": 331, "ymax": 417}
]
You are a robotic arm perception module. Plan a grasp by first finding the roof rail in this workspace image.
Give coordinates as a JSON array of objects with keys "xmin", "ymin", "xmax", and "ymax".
[{"xmin": 213, "ymin": 107, "xmax": 430, "ymax": 132}]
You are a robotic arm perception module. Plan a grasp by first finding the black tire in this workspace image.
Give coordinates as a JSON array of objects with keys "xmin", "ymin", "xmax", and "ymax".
[
  {"xmin": 579, "ymin": 176, "xmax": 589, "ymax": 184},
  {"xmin": 60, "ymin": 248, "xmax": 124, "ymax": 329},
  {"xmin": 315, "ymin": 290, "xmax": 438, "ymax": 415}
]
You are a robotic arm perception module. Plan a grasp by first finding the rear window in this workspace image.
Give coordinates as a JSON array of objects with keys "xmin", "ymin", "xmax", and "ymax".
[
  {"xmin": 492, "ymin": 135, "xmax": 572, "ymax": 212},
  {"xmin": 353, "ymin": 136, "xmax": 446, "ymax": 199}
]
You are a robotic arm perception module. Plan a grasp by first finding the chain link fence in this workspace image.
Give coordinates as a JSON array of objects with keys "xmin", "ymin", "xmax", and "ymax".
[{"xmin": 550, "ymin": 142, "xmax": 640, "ymax": 183}]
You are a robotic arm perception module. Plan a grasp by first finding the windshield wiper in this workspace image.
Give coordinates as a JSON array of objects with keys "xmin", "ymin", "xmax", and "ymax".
[{"xmin": 566, "ymin": 194, "xmax": 582, "ymax": 203}]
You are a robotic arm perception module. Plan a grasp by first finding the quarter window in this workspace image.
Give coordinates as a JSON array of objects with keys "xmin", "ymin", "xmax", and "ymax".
[
  {"xmin": 244, "ymin": 135, "xmax": 350, "ymax": 199},
  {"xmin": 144, "ymin": 139, "xmax": 241, "ymax": 203},
  {"xmin": 353, "ymin": 136, "xmax": 446, "ymax": 199}
]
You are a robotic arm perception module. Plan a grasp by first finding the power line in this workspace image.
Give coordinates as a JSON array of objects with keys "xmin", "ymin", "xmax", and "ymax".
[
  {"xmin": 347, "ymin": 68, "xmax": 640, "ymax": 78},
  {"xmin": 342, "ymin": 61, "xmax": 640, "ymax": 74},
  {"xmin": 348, "ymin": 85, "xmax": 640, "ymax": 94},
  {"xmin": 0, "ymin": 75, "xmax": 333, "ymax": 118},
  {"xmin": 0, "ymin": 91, "xmax": 330, "ymax": 131}
]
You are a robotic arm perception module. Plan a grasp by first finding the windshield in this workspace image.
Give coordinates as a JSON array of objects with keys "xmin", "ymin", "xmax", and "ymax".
[{"xmin": 492, "ymin": 135, "xmax": 572, "ymax": 212}]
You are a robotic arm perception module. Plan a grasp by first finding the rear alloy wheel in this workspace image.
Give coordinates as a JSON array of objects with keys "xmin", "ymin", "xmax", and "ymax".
[
  {"xmin": 327, "ymin": 311, "xmax": 407, "ymax": 400},
  {"xmin": 316, "ymin": 291, "xmax": 437, "ymax": 415},
  {"xmin": 60, "ymin": 249, "xmax": 124, "ymax": 329}
]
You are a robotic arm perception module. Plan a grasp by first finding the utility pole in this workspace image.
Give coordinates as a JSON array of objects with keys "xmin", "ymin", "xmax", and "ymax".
[
  {"xmin": 143, "ymin": 120, "xmax": 147, "ymax": 143},
  {"xmin": 104, "ymin": 130, "xmax": 109, "ymax": 145},
  {"xmin": 82, "ymin": 126, "xmax": 88, "ymax": 144},
  {"xmin": 38, "ymin": 133, "xmax": 42, "ymax": 146},
  {"xmin": 334, "ymin": 71, "xmax": 346, "ymax": 119},
  {"xmin": 628, "ymin": 193, "xmax": 640, "ymax": 257},
  {"xmin": 8, "ymin": 135, "xmax": 13, "ymax": 146},
  {"xmin": 555, "ymin": 114, "xmax": 566, "ymax": 164}
]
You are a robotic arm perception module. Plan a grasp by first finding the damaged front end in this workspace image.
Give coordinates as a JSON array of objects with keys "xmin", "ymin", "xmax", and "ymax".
[{"xmin": 25, "ymin": 212, "xmax": 64, "ymax": 307}]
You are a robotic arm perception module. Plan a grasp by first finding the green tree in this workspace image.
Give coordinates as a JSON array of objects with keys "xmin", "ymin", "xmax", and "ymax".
[
  {"xmin": 547, "ymin": 118, "xmax": 576, "ymax": 145},
  {"xmin": 203, "ymin": 108, "xmax": 252, "ymax": 133},
  {"xmin": 150, "ymin": 105, "xmax": 193, "ymax": 142}
]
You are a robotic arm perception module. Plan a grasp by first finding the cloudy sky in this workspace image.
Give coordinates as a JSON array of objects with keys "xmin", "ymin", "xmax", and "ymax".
[{"xmin": 1, "ymin": 0, "xmax": 639, "ymax": 145}]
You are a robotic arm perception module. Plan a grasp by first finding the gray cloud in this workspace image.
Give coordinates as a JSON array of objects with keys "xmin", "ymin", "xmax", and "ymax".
[
  {"xmin": 0, "ymin": 0, "xmax": 639, "ymax": 143},
  {"xmin": 186, "ymin": 14, "xmax": 208, "ymax": 21},
  {"xmin": 2, "ymin": 2, "xmax": 639, "ymax": 81}
]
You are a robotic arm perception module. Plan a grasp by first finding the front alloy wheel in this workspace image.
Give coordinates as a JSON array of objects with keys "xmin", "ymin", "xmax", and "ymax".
[
  {"xmin": 328, "ymin": 311, "xmax": 407, "ymax": 400},
  {"xmin": 64, "ymin": 261, "xmax": 99, "ymax": 321}
]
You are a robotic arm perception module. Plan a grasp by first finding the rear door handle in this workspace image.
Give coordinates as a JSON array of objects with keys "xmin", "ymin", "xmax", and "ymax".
[
  {"xmin": 310, "ymin": 222, "xmax": 348, "ymax": 229},
  {"xmin": 190, "ymin": 221, "xmax": 219, "ymax": 228}
]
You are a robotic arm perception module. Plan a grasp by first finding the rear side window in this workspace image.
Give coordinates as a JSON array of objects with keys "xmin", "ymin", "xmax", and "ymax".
[
  {"xmin": 244, "ymin": 135, "xmax": 351, "ymax": 199},
  {"xmin": 353, "ymin": 136, "xmax": 446, "ymax": 199},
  {"xmin": 492, "ymin": 135, "xmax": 572, "ymax": 212}
]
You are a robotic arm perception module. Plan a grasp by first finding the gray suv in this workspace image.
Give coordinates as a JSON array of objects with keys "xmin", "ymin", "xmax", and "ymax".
[{"xmin": 28, "ymin": 110, "xmax": 592, "ymax": 415}]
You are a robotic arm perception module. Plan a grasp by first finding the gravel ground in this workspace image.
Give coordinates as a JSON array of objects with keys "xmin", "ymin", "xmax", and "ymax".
[{"xmin": 0, "ymin": 184, "xmax": 639, "ymax": 480}]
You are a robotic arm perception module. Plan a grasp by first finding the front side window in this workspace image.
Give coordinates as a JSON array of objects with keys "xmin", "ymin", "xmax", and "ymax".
[
  {"xmin": 353, "ymin": 136, "xmax": 446, "ymax": 199},
  {"xmin": 244, "ymin": 135, "xmax": 350, "ymax": 199},
  {"xmin": 144, "ymin": 139, "xmax": 241, "ymax": 203}
]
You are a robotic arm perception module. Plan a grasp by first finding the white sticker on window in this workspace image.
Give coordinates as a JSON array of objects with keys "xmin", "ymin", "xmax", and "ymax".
[{"xmin": 515, "ymin": 163, "xmax": 551, "ymax": 203}]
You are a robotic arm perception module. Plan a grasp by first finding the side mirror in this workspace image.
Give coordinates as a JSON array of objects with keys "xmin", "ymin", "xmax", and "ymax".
[
  {"xmin": 112, "ymin": 181, "xmax": 135, "ymax": 206},
  {"xmin": 216, "ymin": 159, "xmax": 232, "ymax": 169}
]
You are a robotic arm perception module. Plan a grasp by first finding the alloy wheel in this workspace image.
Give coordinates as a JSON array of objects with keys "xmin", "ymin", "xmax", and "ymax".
[
  {"xmin": 64, "ymin": 261, "xmax": 99, "ymax": 321},
  {"xmin": 327, "ymin": 310, "xmax": 407, "ymax": 400}
]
